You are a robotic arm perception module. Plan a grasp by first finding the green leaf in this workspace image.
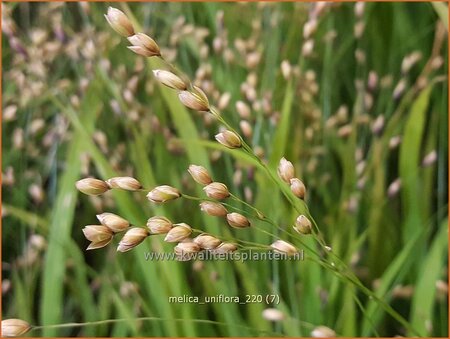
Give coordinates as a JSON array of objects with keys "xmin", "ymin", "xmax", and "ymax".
[
  {"xmin": 268, "ymin": 80, "xmax": 294, "ymax": 167},
  {"xmin": 361, "ymin": 227, "xmax": 425, "ymax": 335},
  {"xmin": 408, "ymin": 219, "xmax": 448, "ymax": 336},
  {"xmin": 399, "ymin": 85, "xmax": 433, "ymax": 244},
  {"xmin": 40, "ymin": 80, "xmax": 102, "ymax": 336}
]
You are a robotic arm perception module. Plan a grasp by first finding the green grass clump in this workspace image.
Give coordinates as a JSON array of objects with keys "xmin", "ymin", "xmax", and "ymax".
[{"xmin": 2, "ymin": 2, "xmax": 448, "ymax": 337}]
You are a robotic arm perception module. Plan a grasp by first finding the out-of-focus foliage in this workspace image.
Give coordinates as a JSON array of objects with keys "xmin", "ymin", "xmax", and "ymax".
[{"xmin": 2, "ymin": 2, "xmax": 448, "ymax": 337}]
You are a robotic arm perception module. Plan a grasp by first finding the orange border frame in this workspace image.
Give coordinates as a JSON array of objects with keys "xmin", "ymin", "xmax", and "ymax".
[{"xmin": 0, "ymin": 1, "xmax": 448, "ymax": 339}]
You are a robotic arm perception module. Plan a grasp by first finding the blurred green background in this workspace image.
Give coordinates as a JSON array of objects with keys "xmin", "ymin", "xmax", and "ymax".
[{"xmin": 2, "ymin": 2, "xmax": 448, "ymax": 337}]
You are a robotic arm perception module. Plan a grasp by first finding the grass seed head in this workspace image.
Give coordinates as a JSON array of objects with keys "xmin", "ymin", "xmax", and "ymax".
[
  {"xmin": 215, "ymin": 130, "xmax": 242, "ymax": 149},
  {"xmin": 364, "ymin": 93, "xmax": 373, "ymax": 111},
  {"xmin": 153, "ymin": 69, "xmax": 186, "ymax": 90},
  {"xmin": 302, "ymin": 39, "xmax": 314, "ymax": 57},
  {"xmin": 389, "ymin": 135, "xmax": 402, "ymax": 149},
  {"xmin": 106, "ymin": 176, "xmax": 142, "ymax": 191},
  {"xmin": 236, "ymin": 100, "xmax": 251, "ymax": 119},
  {"xmin": 188, "ymin": 164, "xmax": 213, "ymax": 185},
  {"xmin": 29, "ymin": 234, "xmax": 46, "ymax": 251},
  {"xmin": 393, "ymin": 78, "xmax": 406, "ymax": 100},
  {"xmin": 262, "ymin": 308, "xmax": 285, "ymax": 322},
  {"xmin": 280, "ymin": 60, "xmax": 292, "ymax": 80},
  {"xmin": 233, "ymin": 169, "xmax": 243, "ymax": 186},
  {"xmin": 371, "ymin": 115, "xmax": 385, "ymax": 136},
  {"xmin": 218, "ymin": 92, "xmax": 231, "ymax": 110},
  {"xmin": 174, "ymin": 241, "xmax": 201, "ymax": 255},
  {"xmin": 147, "ymin": 185, "xmax": 181, "ymax": 203},
  {"xmin": 28, "ymin": 184, "xmax": 44, "ymax": 204},
  {"xmin": 76, "ymin": 178, "xmax": 110, "ymax": 196},
  {"xmin": 164, "ymin": 223, "xmax": 192, "ymax": 242},
  {"xmin": 1, "ymin": 319, "xmax": 31, "ymax": 337},
  {"xmin": 290, "ymin": 178, "xmax": 306, "ymax": 199},
  {"xmin": 354, "ymin": 21, "xmax": 365, "ymax": 39},
  {"xmin": 117, "ymin": 227, "xmax": 149, "ymax": 252},
  {"xmin": 244, "ymin": 186, "xmax": 253, "ymax": 203},
  {"xmin": 401, "ymin": 51, "xmax": 422, "ymax": 74},
  {"xmin": 82, "ymin": 225, "xmax": 114, "ymax": 250},
  {"xmin": 175, "ymin": 239, "xmax": 201, "ymax": 260},
  {"xmin": 104, "ymin": 7, "xmax": 134, "ymax": 37},
  {"xmin": 277, "ymin": 157, "xmax": 295, "ymax": 183},
  {"xmin": 303, "ymin": 19, "xmax": 318, "ymax": 39},
  {"xmin": 199, "ymin": 201, "xmax": 228, "ymax": 217},
  {"xmin": 203, "ymin": 182, "xmax": 230, "ymax": 199},
  {"xmin": 127, "ymin": 46, "xmax": 154, "ymax": 58},
  {"xmin": 4, "ymin": 105, "xmax": 18, "ymax": 122},
  {"xmin": 431, "ymin": 55, "xmax": 444, "ymax": 70},
  {"xmin": 211, "ymin": 242, "xmax": 238, "ymax": 254},
  {"xmin": 226, "ymin": 212, "xmax": 250, "ymax": 228},
  {"xmin": 392, "ymin": 284, "xmax": 414, "ymax": 299},
  {"xmin": 96, "ymin": 212, "xmax": 130, "ymax": 232},
  {"xmin": 147, "ymin": 216, "xmax": 173, "ymax": 234},
  {"xmin": 239, "ymin": 120, "xmax": 253, "ymax": 139},
  {"xmin": 178, "ymin": 86, "xmax": 210, "ymax": 111},
  {"xmin": 246, "ymin": 51, "xmax": 261, "ymax": 69},
  {"xmin": 254, "ymin": 146, "xmax": 265, "ymax": 159},
  {"xmin": 354, "ymin": 2, "xmax": 365, "ymax": 18},
  {"xmin": 387, "ymin": 178, "xmax": 402, "ymax": 198},
  {"xmin": 312, "ymin": 2, "xmax": 328, "ymax": 17},
  {"xmin": 335, "ymin": 104, "xmax": 348, "ymax": 123},
  {"xmin": 311, "ymin": 325, "xmax": 336, "ymax": 337},
  {"xmin": 193, "ymin": 233, "xmax": 221, "ymax": 249},
  {"xmin": 368, "ymin": 70, "xmax": 378, "ymax": 91},
  {"xmin": 435, "ymin": 280, "xmax": 448, "ymax": 298},
  {"xmin": 128, "ymin": 33, "xmax": 160, "ymax": 57},
  {"xmin": 338, "ymin": 124, "xmax": 352, "ymax": 138},
  {"xmin": 422, "ymin": 150, "xmax": 437, "ymax": 167},
  {"xmin": 270, "ymin": 240, "xmax": 298, "ymax": 256},
  {"xmin": 294, "ymin": 215, "xmax": 312, "ymax": 235}
]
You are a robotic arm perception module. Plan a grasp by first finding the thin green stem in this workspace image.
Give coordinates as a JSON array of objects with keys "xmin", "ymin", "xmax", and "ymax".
[
  {"xmin": 253, "ymin": 225, "xmax": 277, "ymax": 239},
  {"xmin": 32, "ymin": 316, "xmax": 284, "ymax": 336},
  {"xmin": 183, "ymin": 192, "xmax": 269, "ymax": 221},
  {"xmin": 241, "ymin": 246, "xmax": 272, "ymax": 251},
  {"xmin": 229, "ymin": 193, "xmax": 265, "ymax": 219},
  {"xmin": 221, "ymin": 202, "xmax": 253, "ymax": 216},
  {"xmin": 190, "ymin": 227, "xmax": 269, "ymax": 250},
  {"xmin": 181, "ymin": 193, "xmax": 208, "ymax": 202}
]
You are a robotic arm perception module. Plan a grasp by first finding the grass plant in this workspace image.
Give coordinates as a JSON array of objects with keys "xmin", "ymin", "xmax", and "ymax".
[{"xmin": 2, "ymin": 2, "xmax": 448, "ymax": 337}]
